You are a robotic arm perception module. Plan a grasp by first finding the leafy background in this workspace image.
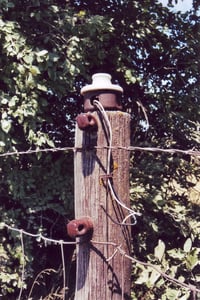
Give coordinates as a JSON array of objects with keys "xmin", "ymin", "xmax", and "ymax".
[{"xmin": 0, "ymin": 0, "xmax": 199, "ymax": 299}]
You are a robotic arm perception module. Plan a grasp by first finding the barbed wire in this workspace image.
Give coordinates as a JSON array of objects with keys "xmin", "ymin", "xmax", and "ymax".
[
  {"xmin": 1, "ymin": 111, "xmax": 199, "ymax": 299},
  {"xmin": 1, "ymin": 223, "xmax": 200, "ymax": 298},
  {"xmin": 2, "ymin": 221, "xmax": 76, "ymax": 300},
  {"xmin": 93, "ymin": 240, "xmax": 200, "ymax": 296},
  {"xmin": 18, "ymin": 230, "xmax": 25, "ymax": 300},
  {"xmin": 1, "ymin": 223, "xmax": 76, "ymax": 300},
  {"xmin": 118, "ymin": 247, "xmax": 200, "ymax": 296},
  {"xmin": 91, "ymin": 101, "xmax": 200, "ymax": 297},
  {"xmin": 0, "ymin": 145, "xmax": 199, "ymax": 158},
  {"xmin": 1, "ymin": 223, "xmax": 77, "ymax": 245},
  {"xmin": 60, "ymin": 241, "xmax": 66, "ymax": 300}
]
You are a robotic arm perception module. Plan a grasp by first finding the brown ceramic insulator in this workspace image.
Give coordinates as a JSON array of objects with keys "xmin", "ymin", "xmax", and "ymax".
[
  {"xmin": 76, "ymin": 113, "xmax": 97, "ymax": 130},
  {"xmin": 66, "ymin": 217, "xmax": 93, "ymax": 239},
  {"xmin": 83, "ymin": 90, "xmax": 122, "ymax": 112}
]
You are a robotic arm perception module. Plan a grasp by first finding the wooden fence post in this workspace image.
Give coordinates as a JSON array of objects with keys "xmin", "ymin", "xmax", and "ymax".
[{"xmin": 74, "ymin": 74, "xmax": 132, "ymax": 300}]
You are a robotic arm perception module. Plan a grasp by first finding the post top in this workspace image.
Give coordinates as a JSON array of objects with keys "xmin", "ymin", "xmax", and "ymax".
[{"xmin": 81, "ymin": 73, "xmax": 123, "ymax": 95}]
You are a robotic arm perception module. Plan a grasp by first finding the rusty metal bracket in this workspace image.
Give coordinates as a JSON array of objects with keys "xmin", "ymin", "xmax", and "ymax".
[
  {"xmin": 66, "ymin": 217, "xmax": 93, "ymax": 239},
  {"xmin": 99, "ymin": 173, "xmax": 113, "ymax": 187}
]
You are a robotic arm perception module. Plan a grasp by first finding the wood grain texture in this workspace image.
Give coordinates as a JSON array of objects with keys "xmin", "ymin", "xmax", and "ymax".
[{"xmin": 74, "ymin": 111, "xmax": 132, "ymax": 300}]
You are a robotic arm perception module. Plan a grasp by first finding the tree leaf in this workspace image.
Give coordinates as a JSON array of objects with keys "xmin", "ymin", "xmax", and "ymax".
[
  {"xmin": 185, "ymin": 248, "xmax": 199, "ymax": 270},
  {"xmin": 29, "ymin": 65, "xmax": 40, "ymax": 76},
  {"xmin": 183, "ymin": 238, "xmax": 192, "ymax": 253},
  {"xmin": 1, "ymin": 119, "xmax": 11, "ymax": 133},
  {"xmin": 154, "ymin": 239, "xmax": 165, "ymax": 262}
]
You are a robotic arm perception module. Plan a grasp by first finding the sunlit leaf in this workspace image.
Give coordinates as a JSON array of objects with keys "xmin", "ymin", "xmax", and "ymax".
[
  {"xmin": 154, "ymin": 240, "xmax": 165, "ymax": 262},
  {"xmin": 1, "ymin": 119, "xmax": 12, "ymax": 133},
  {"xmin": 183, "ymin": 238, "xmax": 192, "ymax": 253}
]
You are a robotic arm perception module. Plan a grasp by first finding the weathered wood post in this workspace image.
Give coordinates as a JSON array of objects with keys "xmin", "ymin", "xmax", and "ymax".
[{"xmin": 70, "ymin": 73, "xmax": 132, "ymax": 299}]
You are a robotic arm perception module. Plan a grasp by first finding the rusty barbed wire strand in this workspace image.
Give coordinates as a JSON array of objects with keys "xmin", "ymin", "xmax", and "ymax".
[{"xmin": 0, "ymin": 145, "xmax": 199, "ymax": 158}]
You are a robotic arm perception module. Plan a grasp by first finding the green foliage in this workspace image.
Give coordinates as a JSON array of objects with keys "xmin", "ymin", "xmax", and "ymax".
[
  {"xmin": 130, "ymin": 150, "xmax": 200, "ymax": 298},
  {"xmin": 0, "ymin": 0, "xmax": 199, "ymax": 299}
]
